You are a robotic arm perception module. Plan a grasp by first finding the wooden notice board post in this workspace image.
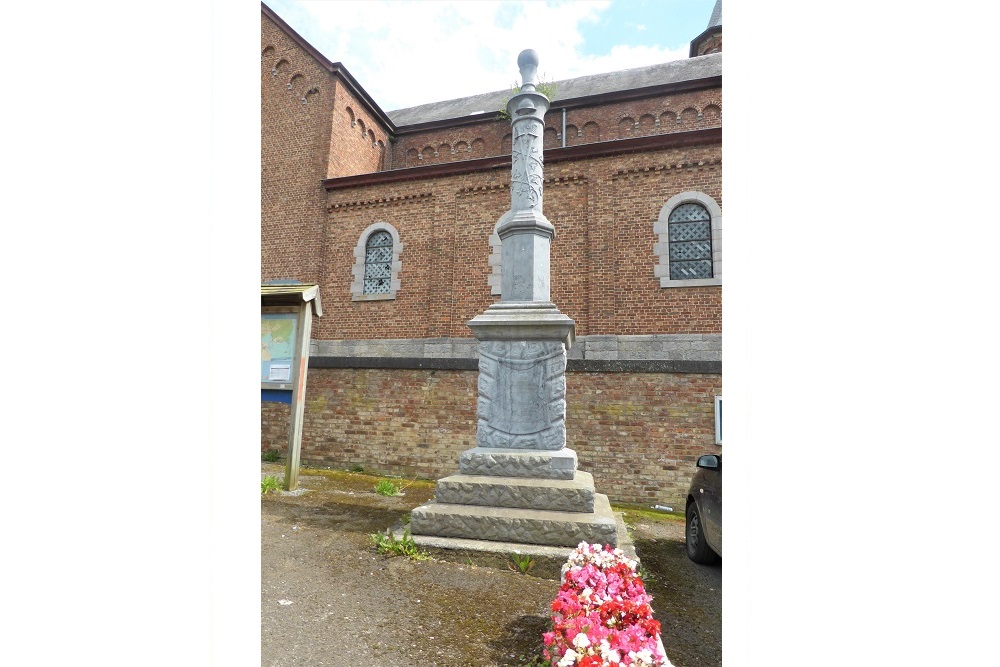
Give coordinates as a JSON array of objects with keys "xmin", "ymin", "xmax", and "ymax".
[{"xmin": 261, "ymin": 283, "xmax": 322, "ymax": 491}]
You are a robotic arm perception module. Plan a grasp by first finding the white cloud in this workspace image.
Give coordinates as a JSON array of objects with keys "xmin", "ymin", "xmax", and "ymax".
[{"xmin": 286, "ymin": 0, "xmax": 688, "ymax": 111}]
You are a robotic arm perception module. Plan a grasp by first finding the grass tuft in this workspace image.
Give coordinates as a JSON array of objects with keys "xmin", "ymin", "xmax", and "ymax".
[
  {"xmin": 373, "ymin": 479, "xmax": 401, "ymax": 496},
  {"xmin": 262, "ymin": 449, "xmax": 281, "ymax": 462},
  {"xmin": 261, "ymin": 475, "xmax": 282, "ymax": 495}
]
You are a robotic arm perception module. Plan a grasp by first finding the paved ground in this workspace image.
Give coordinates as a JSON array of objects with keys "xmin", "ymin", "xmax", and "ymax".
[{"xmin": 261, "ymin": 463, "xmax": 720, "ymax": 667}]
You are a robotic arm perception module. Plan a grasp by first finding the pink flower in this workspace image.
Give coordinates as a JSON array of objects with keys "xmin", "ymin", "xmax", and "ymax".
[{"xmin": 543, "ymin": 543, "xmax": 667, "ymax": 666}]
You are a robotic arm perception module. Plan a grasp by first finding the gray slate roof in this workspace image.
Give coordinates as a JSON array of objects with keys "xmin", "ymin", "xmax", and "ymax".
[
  {"xmin": 387, "ymin": 52, "xmax": 722, "ymax": 127},
  {"xmin": 708, "ymin": 0, "xmax": 722, "ymax": 29}
]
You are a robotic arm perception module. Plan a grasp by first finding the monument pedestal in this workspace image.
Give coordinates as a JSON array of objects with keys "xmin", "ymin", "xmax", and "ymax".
[{"xmin": 410, "ymin": 304, "xmax": 619, "ymax": 549}]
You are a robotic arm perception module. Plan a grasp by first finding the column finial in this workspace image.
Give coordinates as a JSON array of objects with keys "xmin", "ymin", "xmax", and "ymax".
[{"xmin": 517, "ymin": 49, "xmax": 539, "ymax": 92}]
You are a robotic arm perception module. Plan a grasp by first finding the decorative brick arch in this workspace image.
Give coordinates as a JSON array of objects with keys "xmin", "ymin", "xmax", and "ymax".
[
  {"xmin": 301, "ymin": 87, "xmax": 320, "ymax": 104},
  {"xmin": 654, "ymin": 191, "xmax": 722, "ymax": 288},
  {"xmin": 618, "ymin": 117, "xmax": 635, "ymax": 137},
  {"xmin": 638, "ymin": 114, "xmax": 656, "ymax": 135},
  {"xmin": 350, "ymin": 222, "xmax": 403, "ymax": 301}
]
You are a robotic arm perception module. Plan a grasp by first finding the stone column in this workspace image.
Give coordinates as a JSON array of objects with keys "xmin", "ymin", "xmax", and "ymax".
[
  {"xmin": 409, "ymin": 50, "xmax": 617, "ymax": 549},
  {"xmin": 467, "ymin": 48, "xmax": 576, "ymax": 452}
]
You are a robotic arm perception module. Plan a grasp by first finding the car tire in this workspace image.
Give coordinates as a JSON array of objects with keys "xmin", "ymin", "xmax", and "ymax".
[{"xmin": 686, "ymin": 501, "xmax": 720, "ymax": 565}]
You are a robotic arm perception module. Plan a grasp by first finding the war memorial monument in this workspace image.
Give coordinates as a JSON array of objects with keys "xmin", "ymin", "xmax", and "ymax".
[{"xmin": 409, "ymin": 50, "xmax": 620, "ymax": 550}]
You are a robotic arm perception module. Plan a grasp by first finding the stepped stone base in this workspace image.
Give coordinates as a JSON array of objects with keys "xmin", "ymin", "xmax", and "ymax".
[
  {"xmin": 435, "ymin": 471, "xmax": 596, "ymax": 512},
  {"xmin": 410, "ymin": 492, "xmax": 618, "ymax": 548},
  {"xmin": 397, "ymin": 511, "xmax": 639, "ymax": 580},
  {"xmin": 458, "ymin": 446, "xmax": 578, "ymax": 480}
]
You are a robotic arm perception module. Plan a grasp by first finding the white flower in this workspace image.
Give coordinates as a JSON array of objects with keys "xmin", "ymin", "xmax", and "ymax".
[
  {"xmin": 627, "ymin": 648, "xmax": 654, "ymax": 666},
  {"xmin": 558, "ymin": 648, "xmax": 578, "ymax": 667},
  {"xmin": 572, "ymin": 632, "xmax": 591, "ymax": 650},
  {"xmin": 600, "ymin": 639, "xmax": 621, "ymax": 664}
]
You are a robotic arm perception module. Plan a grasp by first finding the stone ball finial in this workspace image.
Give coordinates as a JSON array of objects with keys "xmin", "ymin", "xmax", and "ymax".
[{"xmin": 517, "ymin": 49, "xmax": 539, "ymax": 88}]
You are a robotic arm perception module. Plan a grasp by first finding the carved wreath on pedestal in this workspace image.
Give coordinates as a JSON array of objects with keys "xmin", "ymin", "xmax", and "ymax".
[{"xmin": 476, "ymin": 341, "xmax": 566, "ymax": 450}]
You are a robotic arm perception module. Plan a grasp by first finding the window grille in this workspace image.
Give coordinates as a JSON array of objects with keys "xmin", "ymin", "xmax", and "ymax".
[
  {"xmin": 668, "ymin": 203, "xmax": 713, "ymax": 280},
  {"xmin": 363, "ymin": 231, "xmax": 393, "ymax": 294}
]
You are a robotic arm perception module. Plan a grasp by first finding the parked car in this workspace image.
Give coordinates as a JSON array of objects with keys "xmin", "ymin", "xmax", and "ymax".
[{"xmin": 685, "ymin": 454, "xmax": 721, "ymax": 564}]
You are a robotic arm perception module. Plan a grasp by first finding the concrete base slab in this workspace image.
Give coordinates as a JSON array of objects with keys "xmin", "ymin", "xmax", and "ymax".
[
  {"xmin": 434, "ymin": 470, "xmax": 595, "ymax": 512},
  {"xmin": 410, "ymin": 492, "xmax": 618, "ymax": 548}
]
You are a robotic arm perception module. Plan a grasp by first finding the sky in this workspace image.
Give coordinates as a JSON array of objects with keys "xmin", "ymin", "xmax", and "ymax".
[{"xmin": 264, "ymin": 0, "xmax": 717, "ymax": 111}]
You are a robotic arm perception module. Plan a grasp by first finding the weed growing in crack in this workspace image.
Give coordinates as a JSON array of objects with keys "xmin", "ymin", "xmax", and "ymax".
[
  {"xmin": 508, "ymin": 552, "xmax": 536, "ymax": 575},
  {"xmin": 369, "ymin": 529, "xmax": 429, "ymax": 560}
]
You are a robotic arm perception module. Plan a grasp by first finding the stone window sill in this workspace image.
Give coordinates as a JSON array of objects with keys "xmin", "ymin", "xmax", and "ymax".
[
  {"xmin": 658, "ymin": 278, "xmax": 722, "ymax": 288},
  {"xmin": 351, "ymin": 293, "xmax": 397, "ymax": 301}
]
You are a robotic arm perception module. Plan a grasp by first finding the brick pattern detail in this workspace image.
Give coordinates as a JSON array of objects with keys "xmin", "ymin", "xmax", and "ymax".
[
  {"xmin": 389, "ymin": 89, "xmax": 721, "ymax": 167},
  {"xmin": 328, "ymin": 80, "xmax": 392, "ymax": 177},
  {"xmin": 260, "ymin": 368, "xmax": 721, "ymax": 507}
]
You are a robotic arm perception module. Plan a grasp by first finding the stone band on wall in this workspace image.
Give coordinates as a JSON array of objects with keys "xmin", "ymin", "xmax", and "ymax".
[
  {"xmin": 311, "ymin": 334, "xmax": 721, "ymax": 362},
  {"xmin": 307, "ymin": 355, "xmax": 720, "ymax": 373},
  {"xmin": 312, "ymin": 337, "xmax": 480, "ymax": 359}
]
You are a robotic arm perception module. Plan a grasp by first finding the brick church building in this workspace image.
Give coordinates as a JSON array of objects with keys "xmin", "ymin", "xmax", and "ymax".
[{"xmin": 261, "ymin": 1, "xmax": 723, "ymax": 507}]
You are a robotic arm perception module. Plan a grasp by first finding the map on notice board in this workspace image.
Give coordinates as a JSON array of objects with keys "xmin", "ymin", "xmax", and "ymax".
[{"xmin": 261, "ymin": 313, "xmax": 297, "ymax": 384}]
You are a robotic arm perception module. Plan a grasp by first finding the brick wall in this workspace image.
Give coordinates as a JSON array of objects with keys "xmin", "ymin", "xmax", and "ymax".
[
  {"xmin": 327, "ymin": 79, "xmax": 392, "ymax": 177},
  {"xmin": 261, "ymin": 14, "xmax": 336, "ymax": 284},
  {"xmin": 261, "ymin": 367, "xmax": 720, "ymax": 507},
  {"xmin": 316, "ymin": 141, "xmax": 721, "ymax": 340}
]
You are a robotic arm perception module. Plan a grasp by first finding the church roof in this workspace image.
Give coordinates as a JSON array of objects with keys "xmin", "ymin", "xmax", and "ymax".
[
  {"xmin": 708, "ymin": 0, "xmax": 722, "ymax": 28},
  {"xmin": 387, "ymin": 52, "xmax": 722, "ymax": 127}
]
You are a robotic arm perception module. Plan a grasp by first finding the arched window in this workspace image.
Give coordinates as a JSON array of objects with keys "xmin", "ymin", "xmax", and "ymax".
[
  {"xmin": 350, "ymin": 223, "xmax": 403, "ymax": 300},
  {"xmin": 667, "ymin": 202, "xmax": 713, "ymax": 279},
  {"xmin": 363, "ymin": 231, "xmax": 393, "ymax": 294},
  {"xmin": 654, "ymin": 192, "xmax": 722, "ymax": 287}
]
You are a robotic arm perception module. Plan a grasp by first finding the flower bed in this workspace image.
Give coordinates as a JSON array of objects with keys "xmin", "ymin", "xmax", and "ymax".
[{"xmin": 542, "ymin": 543, "xmax": 668, "ymax": 667}]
